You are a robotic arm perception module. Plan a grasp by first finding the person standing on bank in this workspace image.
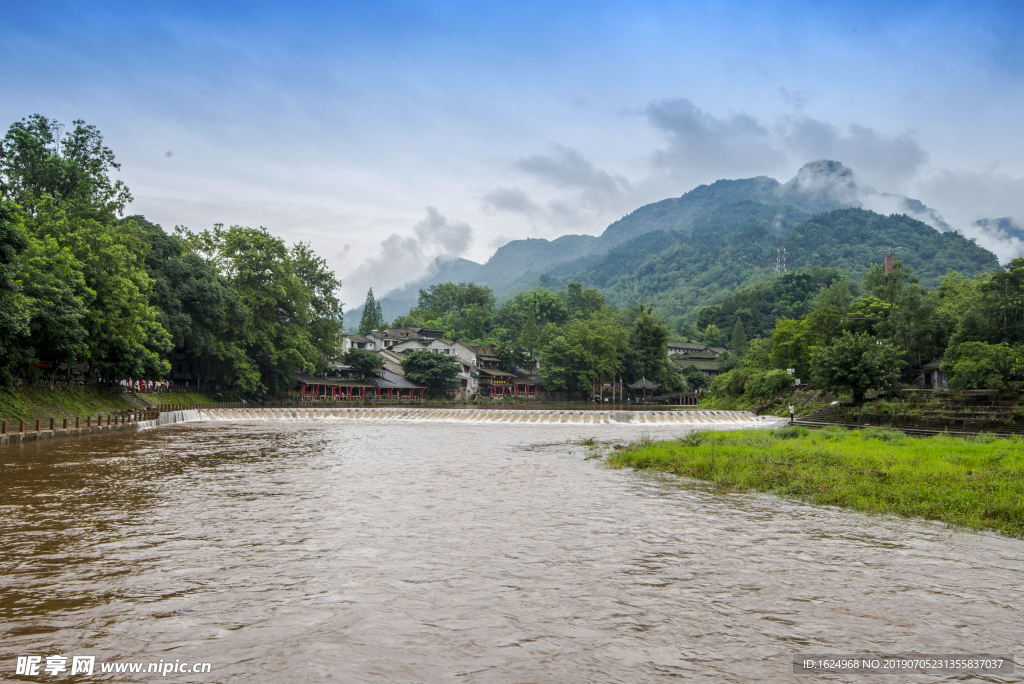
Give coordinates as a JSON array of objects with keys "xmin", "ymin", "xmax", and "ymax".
[{"xmin": 789, "ymin": 404, "xmax": 795, "ymax": 422}]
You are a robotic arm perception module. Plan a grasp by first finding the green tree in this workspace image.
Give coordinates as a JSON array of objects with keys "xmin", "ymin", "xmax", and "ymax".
[
  {"xmin": 803, "ymin": 279, "xmax": 849, "ymax": 347},
  {"xmin": 742, "ymin": 337, "xmax": 772, "ymax": 370},
  {"xmin": 135, "ymin": 216, "xmax": 245, "ymax": 390},
  {"xmin": 521, "ymin": 288, "xmax": 568, "ymax": 327},
  {"xmin": 810, "ymin": 331, "xmax": 905, "ymax": 402},
  {"xmin": 0, "ymin": 115, "xmax": 132, "ymax": 219},
  {"xmin": 359, "ymin": 287, "xmax": 383, "ymax": 335},
  {"xmin": 0, "ymin": 201, "xmax": 29, "ymax": 380},
  {"xmin": 928, "ymin": 270, "xmax": 988, "ymax": 349},
  {"xmin": 628, "ymin": 302, "xmax": 672, "ymax": 383},
  {"xmin": 29, "ymin": 197, "xmax": 170, "ymax": 379},
  {"xmin": 863, "ymin": 260, "xmax": 916, "ymax": 341},
  {"xmin": 401, "ymin": 349, "xmax": 461, "ymax": 394},
  {"xmin": 416, "ymin": 281, "xmax": 495, "ymax": 318},
  {"xmin": 561, "ymin": 282, "xmax": 606, "ymax": 320},
  {"xmin": 343, "ymin": 349, "xmax": 385, "ymax": 374},
  {"xmin": 769, "ymin": 318, "xmax": 812, "ymax": 380},
  {"xmin": 494, "ymin": 341, "xmax": 531, "ymax": 373},
  {"xmin": 539, "ymin": 335, "xmax": 573, "ymax": 392},
  {"xmin": 16, "ymin": 233, "xmax": 90, "ymax": 377},
  {"xmin": 685, "ymin": 365, "xmax": 709, "ymax": 392},
  {"xmin": 702, "ymin": 323, "xmax": 722, "ymax": 347},
  {"xmin": 518, "ymin": 304, "xmax": 540, "ymax": 354},
  {"xmin": 731, "ymin": 318, "xmax": 747, "ymax": 355},
  {"xmin": 940, "ymin": 341, "xmax": 1016, "ymax": 391},
  {"xmin": 985, "ymin": 257, "xmax": 1024, "ymax": 343},
  {"xmin": 290, "ymin": 241, "xmax": 344, "ymax": 367}
]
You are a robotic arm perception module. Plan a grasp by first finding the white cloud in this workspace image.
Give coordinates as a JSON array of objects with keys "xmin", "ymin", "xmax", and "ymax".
[{"xmin": 343, "ymin": 207, "xmax": 474, "ymax": 302}]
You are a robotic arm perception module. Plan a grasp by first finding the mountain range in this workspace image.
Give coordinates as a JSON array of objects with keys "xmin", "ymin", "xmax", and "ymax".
[{"xmin": 346, "ymin": 160, "xmax": 1001, "ymax": 331}]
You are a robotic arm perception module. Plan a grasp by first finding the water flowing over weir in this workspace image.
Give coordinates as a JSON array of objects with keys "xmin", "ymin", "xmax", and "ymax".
[{"xmin": 151, "ymin": 406, "xmax": 780, "ymax": 428}]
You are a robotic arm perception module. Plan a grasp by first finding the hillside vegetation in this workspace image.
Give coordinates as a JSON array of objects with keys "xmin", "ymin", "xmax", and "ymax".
[{"xmin": 353, "ymin": 162, "xmax": 999, "ymax": 333}]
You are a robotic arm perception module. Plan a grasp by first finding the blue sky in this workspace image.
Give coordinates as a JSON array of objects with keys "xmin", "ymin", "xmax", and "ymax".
[{"xmin": 3, "ymin": 0, "xmax": 1024, "ymax": 300}]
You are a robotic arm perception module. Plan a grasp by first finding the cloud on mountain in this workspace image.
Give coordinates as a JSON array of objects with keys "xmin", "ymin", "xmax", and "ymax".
[
  {"xmin": 515, "ymin": 145, "xmax": 630, "ymax": 206},
  {"xmin": 643, "ymin": 98, "xmax": 929, "ymax": 193},
  {"xmin": 645, "ymin": 98, "xmax": 783, "ymax": 179},
  {"xmin": 481, "ymin": 187, "xmax": 542, "ymax": 217},
  {"xmin": 784, "ymin": 119, "xmax": 928, "ymax": 190},
  {"xmin": 482, "ymin": 145, "xmax": 633, "ymax": 228},
  {"xmin": 344, "ymin": 207, "xmax": 474, "ymax": 301}
]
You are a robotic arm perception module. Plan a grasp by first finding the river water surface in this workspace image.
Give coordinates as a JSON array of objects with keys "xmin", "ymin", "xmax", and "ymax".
[{"xmin": 2, "ymin": 419, "xmax": 1022, "ymax": 682}]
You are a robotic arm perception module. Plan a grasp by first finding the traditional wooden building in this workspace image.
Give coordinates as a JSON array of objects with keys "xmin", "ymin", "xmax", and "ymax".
[{"xmin": 627, "ymin": 376, "xmax": 659, "ymax": 402}]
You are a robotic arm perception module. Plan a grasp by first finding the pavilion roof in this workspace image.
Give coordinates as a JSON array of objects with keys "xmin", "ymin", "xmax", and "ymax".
[{"xmin": 627, "ymin": 377, "xmax": 660, "ymax": 390}]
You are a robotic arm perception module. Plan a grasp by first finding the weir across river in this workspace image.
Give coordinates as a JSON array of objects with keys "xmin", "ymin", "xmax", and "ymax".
[{"xmin": 153, "ymin": 406, "xmax": 781, "ymax": 427}]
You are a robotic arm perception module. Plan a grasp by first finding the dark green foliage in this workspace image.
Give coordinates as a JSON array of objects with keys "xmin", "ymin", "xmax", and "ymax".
[
  {"xmin": 986, "ymin": 258, "xmax": 1024, "ymax": 343},
  {"xmin": 133, "ymin": 217, "xmax": 238, "ymax": 385},
  {"xmin": 731, "ymin": 318, "xmax": 747, "ymax": 355},
  {"xmin": 784, "ymin": 209, "xmax": 998, "ymax": 287},
  {"xmin": 685, "ymin": 364, "xmax": 709, "ymax": 391},
  {"xmin": 17, "ymin": 233, "xmax": 90, "ymax": 374},
  {"xmin": 358, "ymin": 288, "xmax": 384, "ymax": 335},
  {"xmin": 396, "ymin": 281, "xmax": 496, "ymax": 340},
  {"xmin": 810, "ymin": 332, "xmax": 906, "ymax": 402},
  {"xmin": 698, "ymin": 267, "xmax": 847, "ymax": 339},
  {"xmin": 175, "ymin": 224, "xmax": 343, "ymax": 392},
  {"xmin": 0, "ymin": 114, "xmax": 132, "ymax": 218},
  {"xmin": 517, "ymin": 304, "xmax": 540, "ymax": 354},
  {"xmin": 494, "ymin": 341, "xmax": 531, "ymax": 373},
  {"xmin": 940, "ymin": 342, "xmax": 1019, "ymax": 390},
  {"xmin": 401, "ymin": 349, "xmax": 462, "ymax": 394},
  {"xmin": 0, "ymin": 201, "xmax": 29, "ymax": 378},
  {"xmin": 560, "ymin": 282, "xmax": 606, "ymax": 320},
  {"xmin": 627, "ymin": 302, "xmax": 675, "ymax": 385},
  {"xmin": 343, "ymin": 349, "xmax": 385, "ymax": 373},
  {"xmin": 702, "ymin": 324, "xmax": 722, "ymax": 347},
  {"xmin": 415, "ymin": 281, "xmax": 495, "ymax": 319},
  {"xmin": 549, "ymin": 202, "xmax": 811, "ymax": 327}
]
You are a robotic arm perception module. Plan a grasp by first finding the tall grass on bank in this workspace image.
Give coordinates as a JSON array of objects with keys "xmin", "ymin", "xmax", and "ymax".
[{"xmin": 607, "ymin": 427, "xmax": 1024, "ymax": 537}]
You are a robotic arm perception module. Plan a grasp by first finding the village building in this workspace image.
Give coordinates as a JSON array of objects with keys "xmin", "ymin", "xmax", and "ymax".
[
  {"xmin": 668, "ymin": 340, "xmax": 724, "ymax": 381},
  {"xmin": 342, "ymin": 334, "xmax": 373, "ymax": 353},
  {"xmin": 920, "ymin": 358, "xmax": 949, "ymax": 390},
  {"xmin": 293, "ymin": 362, "xmax": 428, "ymax": 400}
]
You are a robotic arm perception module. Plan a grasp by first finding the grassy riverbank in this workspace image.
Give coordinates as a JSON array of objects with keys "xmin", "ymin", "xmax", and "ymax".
[
  {"xmin": 0, "ymin": 387, "xmax": 218, "ymax": 421},
  {"xmin": 606, "ymin": 426, "xmax": 1024, "ymax": 537}
]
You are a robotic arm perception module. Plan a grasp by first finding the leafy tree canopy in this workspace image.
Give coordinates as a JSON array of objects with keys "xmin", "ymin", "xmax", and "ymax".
[
  {"xmin": 401, "ymin": 349, "xmax": 462, "ymax": 394},
  {"xmin": 810, "ymin": 332, "xmax": 905, "ymax": 402}
]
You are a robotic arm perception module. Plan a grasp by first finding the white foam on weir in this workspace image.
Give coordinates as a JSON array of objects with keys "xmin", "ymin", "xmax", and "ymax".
[{"xmin": 150, "ymin": 407, "xmax": 782, "ymax": 429}]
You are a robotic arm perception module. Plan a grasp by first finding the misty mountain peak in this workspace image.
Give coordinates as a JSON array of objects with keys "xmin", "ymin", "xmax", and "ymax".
[{"xmin": 780, "ymin": 160, "xmax": 860, "ymax": 209}]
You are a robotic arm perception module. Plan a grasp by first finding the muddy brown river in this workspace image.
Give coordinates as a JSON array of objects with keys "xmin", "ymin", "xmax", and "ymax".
[{"xmin": 1, "ymin": 418, "xmax": 1022, "ymax": 682}]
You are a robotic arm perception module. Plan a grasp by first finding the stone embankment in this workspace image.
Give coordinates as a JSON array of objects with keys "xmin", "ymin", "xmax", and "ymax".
[{"xmin": 0, "ymin": 411, "xmax": 160, "ymax": 447}]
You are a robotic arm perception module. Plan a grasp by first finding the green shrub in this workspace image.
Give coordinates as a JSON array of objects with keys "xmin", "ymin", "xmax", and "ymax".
[
  {"xmin": 677, "ymin": 430, "xmax": 709, "ymax": 447},
  {"xmin": 860, "ymin": 426, "xmax": 906, "ymax": 442},
  {"xmin": 774, "ymin": 425, "xmax": 809, "ymax": 439},
  {"xmin": 819, "ymin": 425, "xmax": 847, "ymax": 440}
]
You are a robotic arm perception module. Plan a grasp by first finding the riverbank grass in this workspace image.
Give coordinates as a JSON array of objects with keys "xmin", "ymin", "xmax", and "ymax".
[{"xmin": 607, "ymin": 427, "xmax": 1024, "ymax": 537}]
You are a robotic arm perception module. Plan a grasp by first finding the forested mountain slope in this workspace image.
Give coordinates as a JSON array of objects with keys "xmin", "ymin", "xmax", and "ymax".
[
  {"xmin": 536, "ymin": 207, "xmax": 998, "ymax": 330},
  {"xmin": 347, "ymin": 161, "xmax": 999, "ymax": 331}
]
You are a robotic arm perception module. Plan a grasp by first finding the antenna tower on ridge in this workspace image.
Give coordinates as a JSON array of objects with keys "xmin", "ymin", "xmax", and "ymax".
[{"xmin": 878, "ymin": 246, "xmax": 901, "ymax": 274}]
